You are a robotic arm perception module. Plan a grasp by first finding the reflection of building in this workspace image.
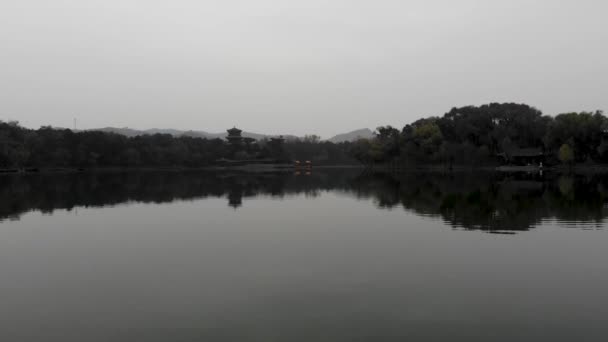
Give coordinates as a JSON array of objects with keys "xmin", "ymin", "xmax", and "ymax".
[
  {"xmin": 227, "ymin": 188, "xmax": 243, "ymax": 208},
  {"xmin": 226, "ymin": 127, "xmax": 243, "ymax": 146}
]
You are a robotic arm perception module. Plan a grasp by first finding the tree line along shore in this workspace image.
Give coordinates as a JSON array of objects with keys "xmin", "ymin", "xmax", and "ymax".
[{"xmin": 1, "ymin": 103, "xmax": 606, "ymax": 172}]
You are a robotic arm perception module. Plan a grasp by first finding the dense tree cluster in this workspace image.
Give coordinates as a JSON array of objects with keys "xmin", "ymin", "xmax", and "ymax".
[
  {"xmin": 0, "ymin": 121, "xmax": 356, "ymax": 168},
  {"xmin": 353, "ymin": 103, "xmax": 607, "ymax": 166},
  {"xmin": 2, "ymin": 103, "xmax": 606, "ymax": 169}
]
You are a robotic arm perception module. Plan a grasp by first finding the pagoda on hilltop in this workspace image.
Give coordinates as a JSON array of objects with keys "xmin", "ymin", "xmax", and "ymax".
[{"xmin": 226, "ymin": 127, "xmax": 244, "ymax": 146}]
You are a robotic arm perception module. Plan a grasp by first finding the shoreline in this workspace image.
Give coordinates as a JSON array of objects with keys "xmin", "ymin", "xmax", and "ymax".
[
  {"xmin": 363, "ymin": 164, "xmax": 608, "ymax": 174},
  {"xmin": 2, "ymin": 163, "xmax": 608, "ymax": 175},
  {"xmin": 0, "ymin": 164, "xmax": 364, "ymax": 175}
]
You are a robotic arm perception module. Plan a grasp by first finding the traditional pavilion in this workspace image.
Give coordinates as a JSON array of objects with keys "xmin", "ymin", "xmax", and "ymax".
[
  {"xmin": 497, "ymin": 147, "xmax": 545, "ymax": 165},
  {"xmin": 226, "ymin": 127, "xmax": 243, "ymax": 146}
]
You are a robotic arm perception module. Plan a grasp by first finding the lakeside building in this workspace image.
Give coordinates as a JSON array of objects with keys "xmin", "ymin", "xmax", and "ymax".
[{"xmin": 497, "ymin": 148, "xmax": 545, "ymax": 165}]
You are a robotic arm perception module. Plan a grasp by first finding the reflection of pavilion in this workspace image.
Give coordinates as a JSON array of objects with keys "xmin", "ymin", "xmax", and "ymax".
[
  {"xmin": 226, "ymin": 182, "xmax": 246, "ymax": 209},
  {"xmin": 227, "ymin": 188, "xmax": 243, "ymax": 208}
]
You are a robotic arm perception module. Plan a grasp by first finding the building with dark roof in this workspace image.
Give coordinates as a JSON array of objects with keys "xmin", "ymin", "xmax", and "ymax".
[{"xmin": 497, "ymin": 148, "xmax": 545, "ymax": 165}]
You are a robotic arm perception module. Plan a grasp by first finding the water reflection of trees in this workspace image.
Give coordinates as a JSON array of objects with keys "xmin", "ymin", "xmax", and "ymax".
[
  {"xmin": 1, "ymin": 170, "xmax": 608, "ymax": 232},
  {"xmin": 0, "ymin": 170, "xmax": 356, "ymax": 220},
  {"xmin": 351, "ymin": 172, "xmax": 608, "ymax": 232}
]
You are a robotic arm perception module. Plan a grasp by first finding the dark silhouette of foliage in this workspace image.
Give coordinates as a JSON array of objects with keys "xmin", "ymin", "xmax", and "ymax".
[
  {"xmin": 2, "ymin": 103, "xmax": 606, "ymax": 169},
  {"xmin": 0, "ymin": 122, "xmax": 357, "ymax": 168},
  {"xmin": 350, "ymin": 103, "xmax": 607, "ymax": 167}
]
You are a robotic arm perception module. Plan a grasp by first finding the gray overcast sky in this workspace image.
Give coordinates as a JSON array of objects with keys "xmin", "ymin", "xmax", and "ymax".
[{"xmin": 1, "ymin": 0, "xmax": 607, "ymax": 138}]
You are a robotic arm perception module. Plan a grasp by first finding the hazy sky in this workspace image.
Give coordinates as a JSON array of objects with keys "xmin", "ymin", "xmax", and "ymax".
[{"xmin": 1, "ymin": 0, "xmax": 607, "ymax": 138}]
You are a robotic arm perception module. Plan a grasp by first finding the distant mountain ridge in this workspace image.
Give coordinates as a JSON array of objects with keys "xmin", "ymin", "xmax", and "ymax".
[
  {"xmin": 84, "ymin": 127, "xmax": 375, "ymax": 142},
  {"xmin": 89, "ymin": 127, "xmax": 295, "ymax": 141},
  {"xmin": 328, "ymin": 128, "xmax": 374, "ymax": 143}
]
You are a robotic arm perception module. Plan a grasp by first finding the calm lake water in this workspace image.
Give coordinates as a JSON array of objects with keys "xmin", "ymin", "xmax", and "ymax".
[{"xmin": 1, "ymin": 170, "xmax": 608, "ymax": 341}]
